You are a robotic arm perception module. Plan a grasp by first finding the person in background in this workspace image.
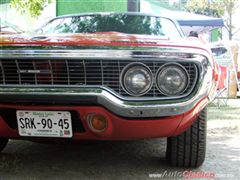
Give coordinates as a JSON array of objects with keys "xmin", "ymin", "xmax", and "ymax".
[{"xmin": 189, "ymin": 31, "xmax": 199, "ymax": 38}]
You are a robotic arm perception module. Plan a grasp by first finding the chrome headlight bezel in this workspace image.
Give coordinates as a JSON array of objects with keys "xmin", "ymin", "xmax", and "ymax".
[
  {"xmin": 155, "ymin": 63, "xmax": 190, "ymax": 96},
  {"xmin": 120, "ymin": 62, "xmax": 153, "ymax": 97}
]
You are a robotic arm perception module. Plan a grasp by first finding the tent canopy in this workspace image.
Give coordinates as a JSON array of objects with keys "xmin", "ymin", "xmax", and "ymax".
[
  {"xmin": 173, "ymin": 11, "xmax": 224, "ymax": 27},
  {"xmin": 141, "ymin": 0, "xmax": 224, "ymax": 35},
  {"xmin": 170, "ymin": 10, "xmax": 224, "ymax": 35}
]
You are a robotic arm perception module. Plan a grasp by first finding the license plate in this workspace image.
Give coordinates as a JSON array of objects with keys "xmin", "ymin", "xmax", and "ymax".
[{"xmin": 16, "ymin": 110, "xmax": 73, "ymax": 138}]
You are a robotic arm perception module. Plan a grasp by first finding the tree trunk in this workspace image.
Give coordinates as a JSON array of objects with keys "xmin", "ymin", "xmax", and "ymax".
[
  {"xmin": 128, "ymin": 0, "xmax": 140, "ymax": 12},
  {"xmin": 229, "ymin": 12, "xmax": 233, "ymax": 40}
]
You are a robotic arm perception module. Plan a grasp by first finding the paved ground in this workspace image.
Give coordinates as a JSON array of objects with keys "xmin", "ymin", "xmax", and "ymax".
[{"xmin": 0, "ymin": 99, "xmax": 239, "ymax": 180}]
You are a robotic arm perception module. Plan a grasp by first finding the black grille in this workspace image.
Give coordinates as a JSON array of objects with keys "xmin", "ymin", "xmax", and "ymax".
[{"xmin": 0, "ymin": 59, "xmax": 198, "ymax": 98}]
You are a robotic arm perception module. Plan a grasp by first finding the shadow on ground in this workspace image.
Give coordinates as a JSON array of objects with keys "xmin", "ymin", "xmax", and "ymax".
[{"xmin": 0, "ymin": 103, "xmax": 240, "ymax": 180}]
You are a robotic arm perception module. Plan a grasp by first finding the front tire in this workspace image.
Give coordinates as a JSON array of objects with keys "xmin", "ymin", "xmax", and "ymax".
[
  {"xmin": 0, "ymin": 138, "xmax": 8, "ymax": 152},
  {"xmin": 166, "ymin": 108, "xmax": 207, "ymax": 167}
]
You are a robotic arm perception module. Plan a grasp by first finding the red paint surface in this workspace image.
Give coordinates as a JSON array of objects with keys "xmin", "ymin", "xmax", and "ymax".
[
  {"xmin": 0, "ymin": 98, "xmax": 208, "ymax": 140},
  {"xmin": 0, "ymin": 33, "xmax": 212, "ymax": 55}
]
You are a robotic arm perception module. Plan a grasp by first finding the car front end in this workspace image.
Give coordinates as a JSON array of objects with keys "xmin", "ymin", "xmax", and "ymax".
[{"xmin": 0, "ymin": 13, "xmax": 218, "ymax": 167}]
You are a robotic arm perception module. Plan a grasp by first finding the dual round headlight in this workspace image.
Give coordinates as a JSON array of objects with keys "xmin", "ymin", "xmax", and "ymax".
[
  {"xmin": 156, "ymin": 63, "xmax": 189, "ymax": 96},
  {"xmin": 121, "ymin": 63, "xmax": 153, "ymax": 96},
  {"xmin": 121, "ymin": 62, "xmax": 189, "ymax": 97}
]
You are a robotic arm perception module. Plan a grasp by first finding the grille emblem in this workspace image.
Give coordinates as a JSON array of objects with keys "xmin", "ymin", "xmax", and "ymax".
[{"xmin": 18, "ymin": 70, "xmax": 51, "ymax": 74}]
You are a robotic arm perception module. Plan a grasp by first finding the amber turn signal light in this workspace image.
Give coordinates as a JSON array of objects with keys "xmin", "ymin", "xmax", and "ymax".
[{"xmin": 87, "ymin": 113, "xmax": 108, "ymax": 132}]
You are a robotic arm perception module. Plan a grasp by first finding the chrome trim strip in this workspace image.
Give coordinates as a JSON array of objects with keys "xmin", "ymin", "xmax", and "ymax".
[
  {"xmin": 0, "ymin": 48, "xmax": 214, "ymax": 72},
  {"xmin": 0, "ymin": 83, "xmax": 208, "ymax": 118},
  {"xmin": 0, "ymin": 48, "xmax": 212, "ymax": 61},
  {"xmin": 0, "ymin": 84, "xmax": 196, "ymax": 101}
]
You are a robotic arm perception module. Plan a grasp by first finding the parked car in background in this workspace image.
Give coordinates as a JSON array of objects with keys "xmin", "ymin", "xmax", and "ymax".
[
  {"xmin": 0, "ymin": 13, "xmax": 218, "ymax": 167},
  {"xmin": 0, "ymin": 21, "xmax": 23, "ymax": 34}
]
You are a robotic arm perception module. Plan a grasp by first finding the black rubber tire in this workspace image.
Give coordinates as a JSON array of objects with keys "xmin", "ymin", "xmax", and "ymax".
[
  {"xmin": 0, "ymin": 138, "xmax": 8, "ymax": 152},
  {"xmin": 166, "ymin": 108, "xmax": 207, "ymax": 167}
]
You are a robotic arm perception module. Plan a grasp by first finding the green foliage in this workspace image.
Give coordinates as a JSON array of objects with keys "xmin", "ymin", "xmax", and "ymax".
[
  {"xmin": 10, "ymin": 0, "xmax": 52, "ymax": 17},
  {"xmin": 154, "ymin": 0, "xmax": 179, "ymax": 10},
  {"xmin": 0, "ymin": 0, "xmax": 11, "ymax": 4},
  {"xmin": 56, "ymin": 0, "xmax": 127, "ymax": 16},
  {"xmin": 185, "ymin": 0, "xmax": 225, "ymax": 18}
]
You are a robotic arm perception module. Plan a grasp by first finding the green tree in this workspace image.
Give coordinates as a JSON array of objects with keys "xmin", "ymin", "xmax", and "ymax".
[
  {"xmin": 10, "ymin": 0, "xmax": 52, "ymax": 18},
  {"xmin": 185, "ymin": 0, "xmax": 224, "ymax": 17},
  {"xmin": 223, "ymin": 0, "xmax": 240, "ymax": 40},
  {"xmin": 185, "ymin": 0, "xmax": 239, "ymax": 40}
]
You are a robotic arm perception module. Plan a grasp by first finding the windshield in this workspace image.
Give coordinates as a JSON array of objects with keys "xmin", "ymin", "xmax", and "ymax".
[{"xmin": 38, "ymin": 14, "xmax": 182, "ymax": 38}]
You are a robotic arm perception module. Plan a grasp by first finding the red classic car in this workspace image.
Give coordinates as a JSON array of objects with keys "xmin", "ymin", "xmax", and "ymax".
[{"xmin": 0, "ymin": 13, "xmax": 218, "ymax": 167}]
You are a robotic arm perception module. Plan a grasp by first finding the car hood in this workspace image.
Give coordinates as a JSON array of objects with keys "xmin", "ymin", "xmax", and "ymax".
[{"xmin": 0, "ymin": 32, "xmax": 209, "ymax": 53}]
